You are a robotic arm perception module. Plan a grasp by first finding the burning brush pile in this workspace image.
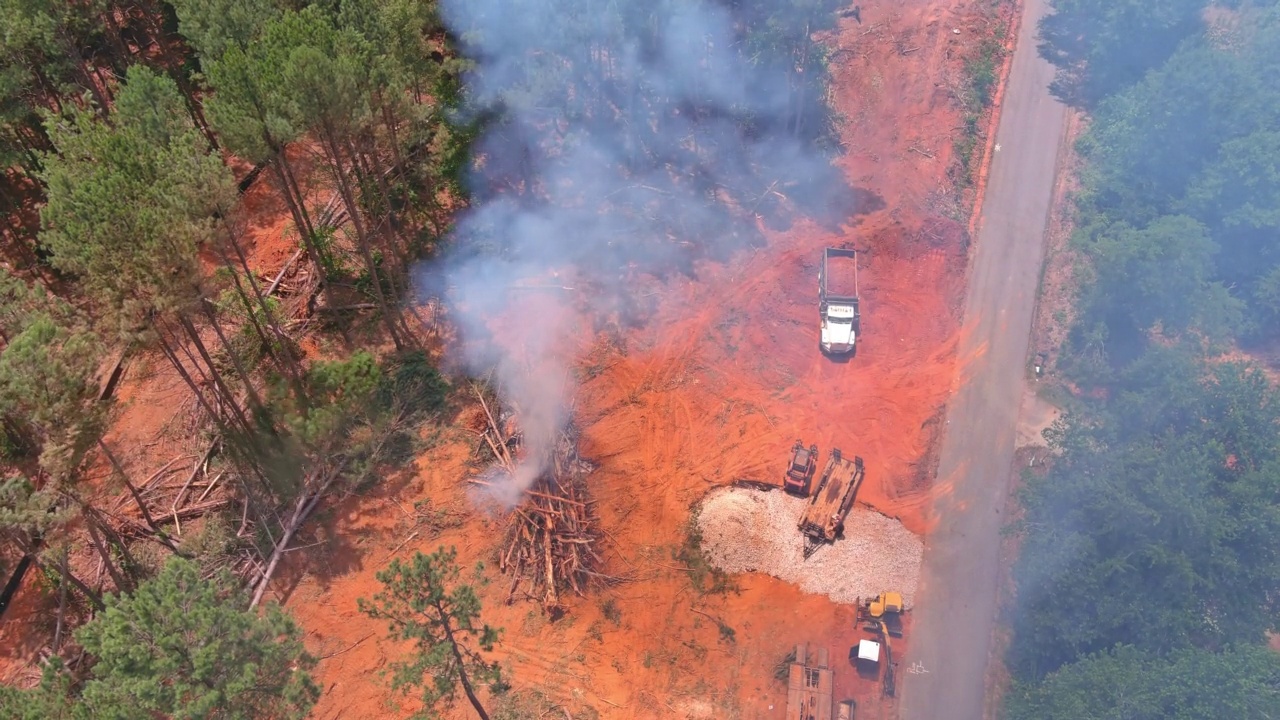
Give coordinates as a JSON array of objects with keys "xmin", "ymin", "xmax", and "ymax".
[{"xmin": 469, "ymin": 390, "xmax": 606, "ymax": 610}]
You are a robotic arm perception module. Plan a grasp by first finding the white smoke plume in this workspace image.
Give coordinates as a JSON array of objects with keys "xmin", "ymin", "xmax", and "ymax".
[{"xmin": 422, "ymin": 0, "xmax": 855, "ymax": 505}]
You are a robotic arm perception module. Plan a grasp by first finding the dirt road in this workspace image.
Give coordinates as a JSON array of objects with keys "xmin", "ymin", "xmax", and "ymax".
[{"xmin": 897, "ymin": 0, "xmax": 1066, "ymax": 718}]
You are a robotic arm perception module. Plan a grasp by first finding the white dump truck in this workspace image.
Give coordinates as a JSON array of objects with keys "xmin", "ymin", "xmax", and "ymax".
[{"xmin": 819, "ymin": 247, "xmax": 860, "ymax": 355}]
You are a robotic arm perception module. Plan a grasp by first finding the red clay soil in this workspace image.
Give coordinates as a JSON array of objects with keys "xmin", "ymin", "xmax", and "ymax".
[
  {"xmin": 230, "ymin": 143, "xmax": 327, "ymax": 273},
  {"xmin": 0, "ymin": 1, "xmax": 1004, "ymax": 717},
  {"xmin": 282, "ymin": 3, "xmax": 997, "ymax": 719}
]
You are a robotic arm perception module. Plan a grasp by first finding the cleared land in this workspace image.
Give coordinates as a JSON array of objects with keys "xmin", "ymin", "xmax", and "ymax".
[{"xmin": 0, "ymin": 2, "xmax": 1011, "ymax": 718}]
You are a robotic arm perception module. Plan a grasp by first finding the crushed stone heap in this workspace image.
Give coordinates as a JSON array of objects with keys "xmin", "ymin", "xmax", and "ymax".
[{"xmin": 695, "ymin": 486, "xmax": 922, "ymax": 606}]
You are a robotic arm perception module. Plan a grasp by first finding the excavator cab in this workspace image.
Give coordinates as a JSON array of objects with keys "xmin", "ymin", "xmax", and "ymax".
[
  {"xmin": 868, "ymin": 591, "xmax": 903, "ymax": 618},
  {"xmin": 783, "ymin": 440, "xmax": 819, "ymax": 496},
  {"xmin": 864, "ymin": 592, "xmax": 905, "ymax": 638}
]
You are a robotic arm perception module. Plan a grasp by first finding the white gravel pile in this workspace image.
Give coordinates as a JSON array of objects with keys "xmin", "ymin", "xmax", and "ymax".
[{"xmin": 695, "ymin": 487, "xmax": 922, "ymax": 606}]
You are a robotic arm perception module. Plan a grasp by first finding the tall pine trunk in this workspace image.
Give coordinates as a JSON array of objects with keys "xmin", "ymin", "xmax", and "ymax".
[
  {"xmin": 216, "ymin": 219, "xmax": 310, "ymax": 408},
  {"xmin": 211, "ymin": 245, "xmax": 281, "ymax": 365},
  {"xmin": 353, "ymin": 133, "xmax": 411, "ymax": 267},
  {"xmin": 319, "ymin": 127, "xmax": 405, "ymax": 349},
  {"xmin": 155, "ymin": 327, "xmax": 237, "ymax": 436},
  {"xmin": 196, "ymin": 295, "xmax": 265, "ymax": 414},
  {"xmin": 40, "ymin": 553, "xmax": 104, "ymax": 612},
  {"xmin": 96, "ymin": 437, "xmax": 179, "ymax": 552},
  {"xmin": 82, "ymin": 506, "xmax": 131, "ymax": 592},
  {"xmin": 211, "ymin": 237, "xmax": 308, "ymax": 407},
  {"xmin": 176, "ymin": 314, "xmax": 254, "ymax": 432},
  {"xmin": 268, "ymin": 153, "xmax": 331, "ymax": 305},
  {"xmin": 435, "ymin": 599, "xmax": 491, "ymax": 720},
  {"xmin": 174, "ymin": 70, "xmax": 219, "ymax": 151}
]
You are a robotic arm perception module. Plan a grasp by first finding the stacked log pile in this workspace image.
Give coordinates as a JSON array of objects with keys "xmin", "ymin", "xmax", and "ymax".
[{"xmin": 471, "ymin": 390, "xmax": 604, "ymax": 610}]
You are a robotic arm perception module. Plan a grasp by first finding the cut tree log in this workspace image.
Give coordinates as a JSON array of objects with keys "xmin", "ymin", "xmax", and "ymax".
[
  {"xmin": 267, "ymin": 248, "xmax": 305, "ymax": 297},
  {"xmin": 467, "ymin": 479, "xmax": 586, "ymax": 508},
  {"xmin": 128, "ymin": 455, "xmax": 193, "ymax": 508},
  {"xmin": 316, "ymin": 303, "xmax": 378, "ymax": 312},
  {"xmin": 96, "ymin": 347, "xmax": 130, "ymax": 402},
  {"xmin": 195, "ymin": 471, "xmax": 224, "ymax": 505},
  {"xmin": 473, "ymin": 386, "xmax": 515, "ymax": 470},
  {"xmin": 249, "ymin": 460, "xmax": 348, "ymax": 608},
  {"xmin": 544, "ymin": 523, "xmax": 558, "ymax": 607}
]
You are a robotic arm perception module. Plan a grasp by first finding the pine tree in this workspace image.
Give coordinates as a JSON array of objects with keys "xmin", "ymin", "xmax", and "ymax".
[
  {"xmin": 40, "ymin": 65, "xmax": 264, "ymax": 432},
  {"xmin": 0, "ymin": 657, "xmax": 85, "ymax": 720},
  {"xmin": 0, "ymin": 302, "xmax": 174, "ymax": 587},
  {"xmin": 359, "ymin": 547, "xmax": 506, "ymax": 720},
  {"xmin": 272, "ymin": 7, "xmax": 409, "ymax": 347},
  {"xmin": 75, "ymin": 557, "xmax": 319, "ymax": 720},
  {"xmin": 168, "ymin": 0, "xmax": 283, "ymax": 61},
  {"xmin": 0, "ymin": 314, "xmax": 101, "ymax": 476},
  {"xmin": 0, "ymin": 0, "xmax": 115, "ymax": 115},
  {"xmin": 200, "ymin": 17, "xmax": 329, "ymax": 293}
]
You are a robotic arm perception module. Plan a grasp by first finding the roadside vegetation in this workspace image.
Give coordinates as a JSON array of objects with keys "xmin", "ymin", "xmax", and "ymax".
[
  {"xmin": 953, "ymin": 12, "xmax": 1009, "ymax": 188},
  {"xmin": 0, "ymin": 0, "xmax": 850, "ymax": 715},
  {"xmin": 1005, "ymin": 1, "xmax": 1280, "ymax": 716}
]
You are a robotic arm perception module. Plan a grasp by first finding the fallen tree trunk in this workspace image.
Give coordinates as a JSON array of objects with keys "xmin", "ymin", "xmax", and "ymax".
[
  {"xmin": 0, "ymin": 555, "xmax": 33, "ymax": 618},
  {"xmin": 236, "ymin": 158, "xmax": 270, "ymax": 194},
  {"xmin": 97, "ymin": 347, "xmax": 130, "ymax": 402},
  {"xmin": 249, "ymin": 459, "xmax": 349, "ymax": 608},
  {"xmin": 267, "ymin": 249, "xmax": 305, "ymax": 297},
  {"xmin": 315, "ymin": 303, "xmax": 378, "ymax": 312}
]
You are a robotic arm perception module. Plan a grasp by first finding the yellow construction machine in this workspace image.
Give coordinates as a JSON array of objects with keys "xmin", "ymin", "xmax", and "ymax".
[
  {"xmin": 851, "ymin": 592, "xmax": 906, "ymax": 699},
  {"xmin": 859, "ymin": 592, "xmax": 904, "ymax": 638},
  {"xmin": 866, "ymin": 591, "xmax": 902, "ymax": 618}
]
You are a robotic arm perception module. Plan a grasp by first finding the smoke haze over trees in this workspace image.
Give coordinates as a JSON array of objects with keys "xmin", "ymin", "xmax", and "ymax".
[
  {"xmin": 1006, "ymin": 2, "xmax": 1280, "ymax": 716},
  {"xmin": 424, "ymin": 0, "xmax": 851, "ymax": 503},
  {"xmin": 0, "ymin": 0, "xmax": 855, "ymax": 711}
]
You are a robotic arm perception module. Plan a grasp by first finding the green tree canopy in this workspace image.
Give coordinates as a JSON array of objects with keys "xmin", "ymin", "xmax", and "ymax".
[
  {"xmin": 75, "ymin": 557, "xmax": 318, "ymax": 720},
  {"xmin": 0, "ymin": 0, "xmax": 113, "ymax": 112},
  {"xmin": 1039, "ymin": 0, "xmax": 1211, "ymax": 104},
  {"xmin": 0, "ymin": 314, "xmax": 102, "ymax": 475},
  {"xmin": 1077, "ymin": 215, "xmax": 1242, "ymax": 347},
  {"xmin": 201, "ymin": 20, "xmax": 300, "ymax": 164},
  {"xmin": 0, "ymin": 268, "xmax": 78, "ymax": 343},
  {"xmin": 40, "ymin": 64, "xmax": 232, "ymax": 336},
  {"xmin": 359, "ymin": 546, "xmax": 504, "ymax": 720},
  {"xmin": 168, "ymin": 0, "xmax": 282, "ymax": 61},
  {"xmin": 0, "ymin": 658, "xmax": 84, "ymax": 720},
  {"xmin": 1004, "ymin": 644, "xmax": 1280, "ymax": 720},
  {"xmin": 1054, "ymin": 6, "xmax": 1280, "ymax": 361},
  {"xmin": 1010, "ymin": 349, "xmax": 1280, "ymax": 678}
]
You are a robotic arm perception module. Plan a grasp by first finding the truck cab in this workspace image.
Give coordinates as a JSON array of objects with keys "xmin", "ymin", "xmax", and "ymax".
[
  {"xmin": 820, "ymin": 301, "xmax": 858, "ymax": 354},
  {"xmin": 819, "ymin": 248, "xmax": 860, "ymax": 356}
]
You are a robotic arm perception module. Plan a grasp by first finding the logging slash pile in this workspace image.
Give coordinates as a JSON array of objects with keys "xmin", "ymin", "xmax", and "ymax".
[{"xmin": 469, "ymin": 390, "xmax": 606, "ymax": 610}]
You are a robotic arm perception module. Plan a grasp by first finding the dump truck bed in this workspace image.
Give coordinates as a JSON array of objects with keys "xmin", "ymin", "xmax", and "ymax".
[
  {"xmin": 799, "ymin": 452, "xmax": 865, "ymax": 542},
  {"xmin": 821, "ymin": 248, "xmax": 859, "ymax": 302}
]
